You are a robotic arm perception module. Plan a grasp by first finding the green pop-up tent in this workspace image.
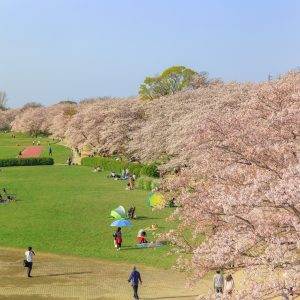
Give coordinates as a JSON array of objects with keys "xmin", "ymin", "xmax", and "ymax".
[{"xmin": 110, "ymin": 205, "xmax": 126, "ymax": 220}]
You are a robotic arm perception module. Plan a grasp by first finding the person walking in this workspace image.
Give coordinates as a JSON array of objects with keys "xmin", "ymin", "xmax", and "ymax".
[
  {"xmin": 213, "ymin": 270, "xmax": 224, "ymax": 294},
  {"xmin": 49, "ymin": 147, "xmax": 52, "ymax": 156},
  {"xmin": 224, "ymin": 274, "xmax": 234, "ymax": 295},
  {"xmin": 128, "ymin": 266, "xmax": 142, "ymax": 299},
  {"xmin": 25, "ymin": 246, "xmax": 35, "ymax": 277}
]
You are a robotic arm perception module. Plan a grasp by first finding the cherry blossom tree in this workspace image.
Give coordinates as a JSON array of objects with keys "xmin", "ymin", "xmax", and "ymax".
[
  {"xmin": 11, "ymin": 107, "xmax": 47, "ymax": 136},
  {"xmin": 0, "ymin": 109, "xmax": 19, "ymax": 130},
  {"xmin": 47, "ymin": 104, "xmax": 78, "ymax": 138},
  {"xmin": 64, "ymin": 99, "xmax": 145, "ymax": 155},
  {"xmin": 162, "ymin": 72, "xmax": 300, "ymax": 299}
]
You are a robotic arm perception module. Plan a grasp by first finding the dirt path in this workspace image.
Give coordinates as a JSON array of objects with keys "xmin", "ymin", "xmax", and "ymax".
[
  {"xmin": 0, "ymin": 248, "xmax": 210, "ymax": 300},
  {"xmin": 20, "ymin": 146, "xmax": 43, "ymax": 158},
  {"xmin": 72, "ymin": 148, "xmax": 82, "ymax": 165}
]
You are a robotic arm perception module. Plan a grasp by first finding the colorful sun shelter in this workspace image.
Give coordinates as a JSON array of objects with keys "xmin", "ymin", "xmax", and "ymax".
[
  {"xmin": 110, "ymin": 205, "xmax": 126, "ymax": 220},
  {"xmin": 110, "ymin": 219, "xmax": 132, "ymax": 227},
  {"xmin": 147, "ymin": 192, "xmax": 165, "ymax": 208}
]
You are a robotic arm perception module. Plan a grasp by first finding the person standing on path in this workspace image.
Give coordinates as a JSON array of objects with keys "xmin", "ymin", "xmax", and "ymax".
[
  {"xmin": 25, "ymin": 246, "xmax": 35, "ymax": 277},
  {"xmin": 213, "ymin": 270, "xmax": 224, "ymax": 294},
  {"xmin": 224, "ymin": 274, "xmax": 234, "ymax": 295},
  {"xmin": 128, "ymin": 266, "xmax": 142, "ymax": 299}
]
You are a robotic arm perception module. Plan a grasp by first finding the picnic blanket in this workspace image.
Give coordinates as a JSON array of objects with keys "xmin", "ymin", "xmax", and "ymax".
[{"xmin": 136, "ymin": 242, "xmax": 162, "ymax": 248}]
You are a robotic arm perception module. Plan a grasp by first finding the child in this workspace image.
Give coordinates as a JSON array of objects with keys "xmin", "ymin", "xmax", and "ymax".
[{"xmin": 113, "ymin": 227, "xmax": 122, "ymax": 251}]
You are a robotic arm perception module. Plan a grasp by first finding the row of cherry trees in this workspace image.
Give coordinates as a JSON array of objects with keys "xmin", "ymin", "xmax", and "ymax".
[
  {"xmin": 1, "ymin": 72, "xmax": 299, "ymax": 298},
  {"xmin": 163, "ymin": 72, "xmax": 300, "ymax": 299},
  {"xmin": 1, "ymin": 75, "xmax": 267, "ymax": 168}
]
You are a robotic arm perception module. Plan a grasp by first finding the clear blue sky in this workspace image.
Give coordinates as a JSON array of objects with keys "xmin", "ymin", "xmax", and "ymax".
[{"xmin": 0, "ymin": 0, "xmax": 299, "ymax": 107}]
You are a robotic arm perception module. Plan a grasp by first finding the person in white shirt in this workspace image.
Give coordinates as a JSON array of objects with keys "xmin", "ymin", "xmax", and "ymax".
[
  {"xmin": 213, "ymin": 270, "xmax": 224, "ymax": 294},
  {"xmin": 224, "ymin": 274, "xmax": 234, "ymax": 295},
  {"xmin": 25, "ymin": 246, "xmax": 35, "ymax": 277}
]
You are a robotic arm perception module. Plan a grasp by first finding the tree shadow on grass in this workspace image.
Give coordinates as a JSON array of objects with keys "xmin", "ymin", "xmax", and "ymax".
[
  {"xmin": 118, "ymin": 247, "xmax": 140, "ymax": 251},
  {"xmin": 136, "ymin": 216, "xmax": 161, "ymax": 220},
  {"xmin": 34, "ymin": 271, "xmax": 93, "ymax": 278},
  {"xmin": 119, "ymin": 246, "xmax": 157, "ymax": 251}
]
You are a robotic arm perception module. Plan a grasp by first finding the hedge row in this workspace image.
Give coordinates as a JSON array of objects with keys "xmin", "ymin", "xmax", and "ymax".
[
  {"xmin": 81, "ymin": 157, "xmax": 159, "ymax": 178},
  {"xmin": 0, "ymin": 157, "xmax": 54, "ymax": 167}
]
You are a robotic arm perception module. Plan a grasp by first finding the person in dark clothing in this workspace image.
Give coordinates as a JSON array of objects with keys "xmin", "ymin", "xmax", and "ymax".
[
  {"xmin": 7, "ymin": 195, "xmax": 14, "ymax": 201},
  {"xmin": 49, "ymin": 147, "xmax": 52, "ymax": 156},
  {"xmin": 169, "ymin": 198, "xmax": 175, "ymax": 207},
  {"xmin": 128, "ymin": 266, "xmax": 142, "ymax": 299},
  {"xmin": 128, "ymin": 207, "xmax": 135, "ymax": 219}
]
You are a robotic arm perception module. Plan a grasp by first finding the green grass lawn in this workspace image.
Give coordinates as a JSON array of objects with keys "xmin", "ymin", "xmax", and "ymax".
[
  {"xmin": 0, "ymin": 131, "xmax": 177, "ymax": 268},
  {"xmin": 0, "ymin": 132, "xmax": 72, "ymax": 164},
  {"xmin": 0, "ymin": 165, "xmax": 176, "ymax": 268}
]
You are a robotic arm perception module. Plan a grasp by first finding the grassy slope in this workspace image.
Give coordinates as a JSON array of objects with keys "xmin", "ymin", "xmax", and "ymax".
[
  {"xmin": 40, "ymin": 143, "xmax": 72, "ymax": 164},
  {"xmin": 0, "ymin": 132, "xmax": 176, "ymax": 268},
  {"xmin": 0, "ymin": 166, "xmax": 176, "ymax": 268}
]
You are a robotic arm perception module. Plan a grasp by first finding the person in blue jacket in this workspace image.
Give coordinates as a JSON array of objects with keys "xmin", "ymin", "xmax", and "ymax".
[{"xmin": 128, "ymin": 266, "xmax": 142, "ymax": 299}]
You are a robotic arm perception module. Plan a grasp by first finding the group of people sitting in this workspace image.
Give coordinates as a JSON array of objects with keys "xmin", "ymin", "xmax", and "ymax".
[
  {"xmin": 107, "ymin": 171, "xmax": 122, "ymax": 179},
  {"xmin": 108, "ymin": 168, "xmax": 133, "ymax": 180},
  {"xmin": 0, "ymin": 188, "xmax": 15, "ymax": 203},
  {"xmin": 107, "ymin": 169, "xmax": 136, "ymax": 190}
]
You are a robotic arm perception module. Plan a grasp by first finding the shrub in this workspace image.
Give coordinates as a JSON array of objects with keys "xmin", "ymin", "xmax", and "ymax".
[
  {"xmin": 144, "ymin": 178, "xmax": 152, "ymax": 190},
  {"xmin": 0, "ymin": 157, "xmax": 54, "ymax": 167},
  {"xmin": 81, "ymin": 157, "xmax": 159, "ymax": 178},
  {"xmin": 135, "ymin": 176, "xmax": 161, "ymax": 191},
  {"xmin": 140, "ymin": 163, "xmax": 159, "ymax": 178}
]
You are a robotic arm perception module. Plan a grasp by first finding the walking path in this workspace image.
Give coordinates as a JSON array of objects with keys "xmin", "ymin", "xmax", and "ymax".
[
  {"xmin": 0, "ymin": 248, "xmax": 210, "ymax": 300},
  {"xmin": 72, "ymin": 147, "xmax": 82, "ymax": 165},
  {"xmin": 20, "ymin": 146, "xmax": 43, "ymax": 158}
]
